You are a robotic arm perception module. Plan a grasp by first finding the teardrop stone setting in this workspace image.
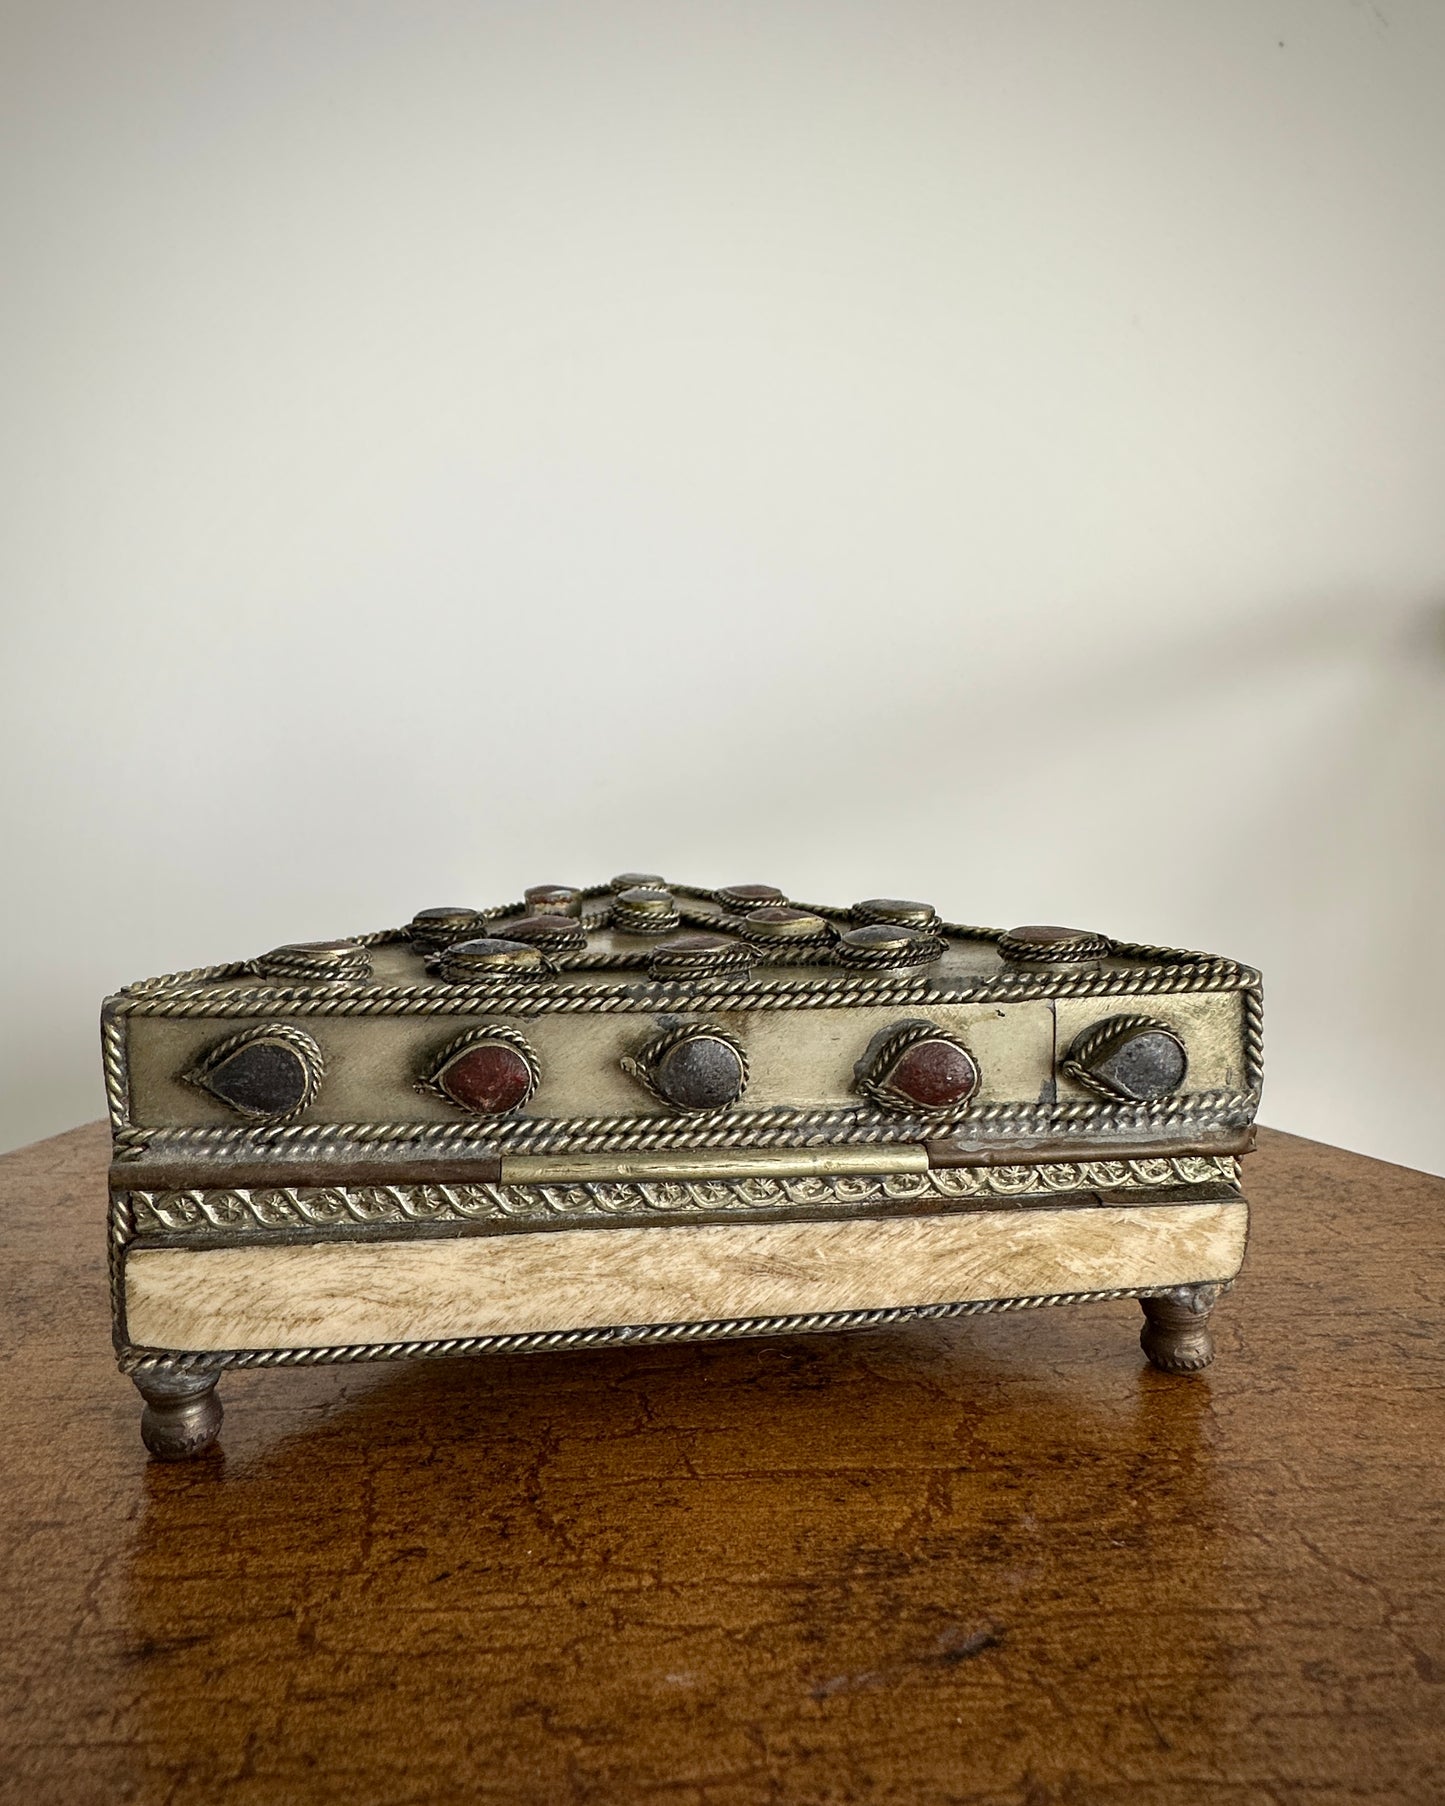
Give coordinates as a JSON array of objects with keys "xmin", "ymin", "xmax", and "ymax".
[
  {"xmin": 193, "ymin": 1039, "xmax": 316, "ymax": 1117},
  {"xmin": 436, "ymin": 1044, "xmax": 535, "ymax": 1114},
  {"xmin": 882, "ymin": 1039, "xmax": 979, "ymax": 1109}
]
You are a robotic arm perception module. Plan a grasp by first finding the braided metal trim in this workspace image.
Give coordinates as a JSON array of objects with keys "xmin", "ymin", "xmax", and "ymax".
[
  {"xmin": 123, "ymin": 1155, "xmax": 1242, "ymax": 1239},
  {"xmin": 108, "ymin": 956, "xmax": 1260, "ymax": 1018},
  {"xmin": 116, "ymin": 1279, "xmax": 1234, "ymax": 1375},
  {"xmin": 551, "ymin": 949, "xmax": 650, "ymax": 971},
  {"xmin": 111, "ymin": 1087, "xmax": 1258, "ymax": 1161},
  {"xmin": 101, "ymin": 1003, "xmax": 130, "ymax": 1132},
  {"xmin": 108, "ymin": 1191, "xmax": 133, "ymax": 1353},
  {"xmin": 121, "ymin": 958, "xmax": 257, "ymax": 996},
  {"xmin": 676, "ymin": 901, "xmax": 744, "ymax": 929},
  {"xmin": 1242, "ymin": 984, "xmax": 1264, "ymax": 1092}
]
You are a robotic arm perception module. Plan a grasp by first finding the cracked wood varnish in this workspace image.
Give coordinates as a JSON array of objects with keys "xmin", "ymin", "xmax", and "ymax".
[{"xmin": 1, "ymin": 1126, "xmax": 1442, "ymax": 1805}]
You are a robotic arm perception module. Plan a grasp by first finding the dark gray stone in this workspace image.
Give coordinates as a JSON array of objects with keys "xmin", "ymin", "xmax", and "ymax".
[
  {"xmin": 654, "ymin": 1036, "xmax": 745, "ymax": 1109},
  {"xmin": 203, "ymin": 1041, "xmax": 311, "ymax": 1116},
  {"xmin": 1094, "ymin": 1030, "xmax": 1188, "ymax": 1101}
]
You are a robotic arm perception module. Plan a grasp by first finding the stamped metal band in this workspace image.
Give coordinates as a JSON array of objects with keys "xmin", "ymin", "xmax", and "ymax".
[
  {"xmin": 119, "ymin": 1155, "xmax": 1241, "ymax": 1242},
  {"xmin": 498, "ymin": 1145, "xmax": 930, "ymax": 1183}
]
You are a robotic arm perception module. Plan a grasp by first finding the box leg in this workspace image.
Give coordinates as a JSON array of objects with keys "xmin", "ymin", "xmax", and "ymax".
[
  {"xmin": 133, "ymin": 1365, "xmax": 223, "ymax": 1459},
  {"xmin": 1139, "ymin": 1284, "xmax": 1219, "ymax": 1374}
]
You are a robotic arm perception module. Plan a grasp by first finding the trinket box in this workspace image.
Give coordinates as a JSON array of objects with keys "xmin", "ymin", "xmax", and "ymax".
[{"xmin": 103, "ymin": 878, "xmax": 1262, "ymax": 1457}]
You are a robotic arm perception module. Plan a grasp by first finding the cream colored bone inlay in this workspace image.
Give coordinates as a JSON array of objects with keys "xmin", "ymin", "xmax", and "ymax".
[{"xmin": 124, "ymin": 1201, "xmax": 1248, "ymax": 1352}]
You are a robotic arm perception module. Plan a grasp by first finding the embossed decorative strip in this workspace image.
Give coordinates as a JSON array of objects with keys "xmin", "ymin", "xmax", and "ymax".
[
  {"xmin": 111, "ymin": 1089, "xmax": 1259, "ymax": 1162},
  {"xmin": 122, "ymin": 1155, "xmax": 1240, "ymax": 1240}
]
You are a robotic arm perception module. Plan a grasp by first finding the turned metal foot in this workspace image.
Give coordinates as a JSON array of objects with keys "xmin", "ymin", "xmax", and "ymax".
[
  {"xmin": 1140, "ymin": 1284, "xmax": 1219, "ymax": 1374},
  {"xmin": 133, "ymin": 1367, "xmax": 223, "ymax": 1459}
]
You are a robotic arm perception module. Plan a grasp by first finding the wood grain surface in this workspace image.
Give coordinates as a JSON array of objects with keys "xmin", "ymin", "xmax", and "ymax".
[{"xmin": 1, "ymin": 1124, "xmax": 1441, "ymax": 1805}]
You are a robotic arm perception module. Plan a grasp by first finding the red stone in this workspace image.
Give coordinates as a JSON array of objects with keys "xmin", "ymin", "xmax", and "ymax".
[
  {"xmin": 886, "ymin": 1040, "xmax": 978, "ymax": 1108},
  {"xmin": 438, "ymin": 1044, "xmax": 533, "ymax": 1114}
]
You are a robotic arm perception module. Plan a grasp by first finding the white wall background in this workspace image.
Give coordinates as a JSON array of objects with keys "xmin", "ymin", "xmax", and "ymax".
[{"xmin": 2, "ymin": 0, "xmax": 1442, "ymax": 1170}]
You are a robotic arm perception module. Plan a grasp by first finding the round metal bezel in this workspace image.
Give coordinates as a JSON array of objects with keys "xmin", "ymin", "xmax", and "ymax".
[
  {"xmin": 409, "ymin": 908, "xmax": 485, "ymax": 956},
  {"xmin": 835, "ymin": 924, "xmax": 944, "ymax": 970},
  {"xmin": 997, "ymin": 926, "xmax": 1112, "ymax": 964},
  {"xmin": 611, "ymin": 888, "xmax": 682, "ymax": 935},
  {"xmin": 254, "ymin": 940, "xmax": 372, "ymax": 983},
  {"xmin": 647, "ymin": 934, "xmax": 756, "ymax": 980},
  {"xmin": 435, "ymin": 938, "xmax": 555, "ymax": 981}
]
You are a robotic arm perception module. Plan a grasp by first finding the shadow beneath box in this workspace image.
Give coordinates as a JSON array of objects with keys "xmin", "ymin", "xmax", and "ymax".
[{"xmin": 119, "ymin": 1317, "xmax": 1233, "ymax": 1798}]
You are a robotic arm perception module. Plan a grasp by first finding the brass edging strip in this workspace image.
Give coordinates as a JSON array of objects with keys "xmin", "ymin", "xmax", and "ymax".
[
  {"xmin": 110, "ymin": 1129, "xmax": 1254, "ymax": 1195},
  {"xmin": 925, "ymin": 1127, "xmax": 1257, "ymax": 1167},
  {"xmin": 111, "ymin": 1156, "xmax": 504, "ymax": 1193},
  {"xmin": 498, "ymin": 1146, "xmax": 932, "ymax": 1183},
  {"xmin": 121, "ymin": 1182, "xmax": 1247, "ymax": 1255}
]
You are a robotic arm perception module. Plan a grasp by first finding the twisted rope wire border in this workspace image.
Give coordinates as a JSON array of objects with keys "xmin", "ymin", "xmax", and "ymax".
[
  {"xmin": 114, "ymin": 887, "xmax": 619, "ymax": 1000},
  {"xmin": 116, "ymin": 1279, "xmax": 1229, "ymax": 1375},
  {"xmin": 111, "ymin": 1087, "xmax": 1258, "ymax": 1160},
  {"xmin": 101, "ymin": 1005, "xmax": 130, "ymax": 1133},
  {"xmin": 108, "ymin": 957, "xmax": 1261, "ymax": 1019},
  {"xmin": 108, "ymin": 1192, "xmax": 132, "ymax": 1353},
  {"xmin": 1242, "ymin": 985, "xmax": 1265, "ymax": 1093}
]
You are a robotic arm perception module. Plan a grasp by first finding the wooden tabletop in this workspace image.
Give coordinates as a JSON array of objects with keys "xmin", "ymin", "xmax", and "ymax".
[{"xmin": 1, "ymin": 1126, "xmax": 1441, "ymax": 1805}]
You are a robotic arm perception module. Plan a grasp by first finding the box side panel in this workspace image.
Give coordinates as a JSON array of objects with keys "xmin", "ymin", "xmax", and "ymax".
[
  {"xmin": 122, "ymin": 992, "xmax": 1260, "ymax": 1132},
  {"xmin": 122, "ymin": 1003, "xmax": 1059, "ymax": 1128},
  {"xmin": 123, "ymin": 1199, "xmax": 1248, "ymax": 1352}
]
